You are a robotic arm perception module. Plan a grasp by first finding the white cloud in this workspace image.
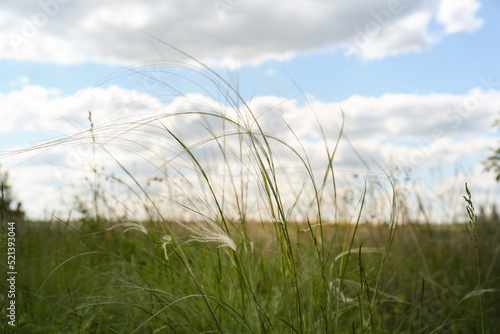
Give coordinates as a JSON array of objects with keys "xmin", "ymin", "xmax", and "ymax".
[
  {"xmin": 0, "ymin": 85, "xmax": 64, "ymax": 133},
  {"xmin": 301, "ymin": 88, "xmax": 499, "ymax": 155},
  {"xmin": 1, "ymin": 80, "xmax": 499, "ymax": 220},
  {"xmin": 0, "ymin": 0, "xmax": 485, "ymax": 66},
  {"xmin": 0, "ymin": 83, "xmax": 154, "ymax": 134},
  {"xmin": 2, "ymin": 81, "xmax": 499, "ymax": 163},
  {"xmin": 8, "ymin": 76, "xmax": 30, "ymax": 88},
  {"xmin": 359, "ymin": 11, "xmax": 435, "ymax": 60},
  {"xmin": 265, "ymin": 68, "xmax": 276, "ymax": 76},
  {"xmin": 437, "ymin": 0, "xmax": 484, "ymax": 34}
]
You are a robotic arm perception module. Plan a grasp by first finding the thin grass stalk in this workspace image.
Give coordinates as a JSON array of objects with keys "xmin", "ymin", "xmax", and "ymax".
[
  {"xmin": 278, "ymin": 119, "xmax": 332, "ymax": 328},
  {"xmin": 464, "ymin": 182, "xmax": 485, "ymax": 334},
  {"xmin": 336, "ymin": 183, "xmax": 366, "ymax": 330},
  {"xmin": 171, "ymin": 245, "xmax": 223, "ymax": 333},
  {"xmin": 248, "ymin": 133, "xmax": 304, "ymax": 332},
  {"xmin": 162, "ymin": 126, "xmax": 231, "ymax": 234},
  {"xmin": 160, "ymin": 115, "xmax": 268, "ymax": 331},
  {"xmin": 197, "ymin": 111, "xmax": 246, "ymax": 233},
  {"xmin": 88, "ymin": 111, "xmax": 99, "ymax": 226},
  {"xmin": 419, "ymin": 277, "xmax": 425, "ymax": 330},
  {"xmin": 370, "ymin": 170, "xmax": 398, "ymax": 311},
  {"xmin": 358, "ymin": 244, "xmax": 375, "ymax": 331},
  {"xmin": 232, "ymin": 252, "xmax": 271, "ymax": 333}
]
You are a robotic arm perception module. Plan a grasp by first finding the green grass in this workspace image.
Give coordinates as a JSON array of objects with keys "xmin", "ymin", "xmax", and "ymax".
[{"xmin": 1, "ymin": 218, "xmax": 499, "ymax": 333}]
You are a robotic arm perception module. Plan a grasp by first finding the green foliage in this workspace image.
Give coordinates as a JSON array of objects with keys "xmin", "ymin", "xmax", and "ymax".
[
  {"xmin": 1, "ymin": 220, "xmax": 499, "ymax": 333},
  {"xmin": 0, "ymin": 166, "xmax": 22, "ymax": 222},
  {"xmin": 483, "ymin": 117, "xmax": 500, "ymax": 181},
  {"xmin": 483, "ymin": 147, "xmax": 500, "ymax": 181}
]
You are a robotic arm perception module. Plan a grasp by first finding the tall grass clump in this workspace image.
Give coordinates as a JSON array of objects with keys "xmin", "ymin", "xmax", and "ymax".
[{"xmin": 1, "ymin": 42, "xmax": 499, "ymax": 333}]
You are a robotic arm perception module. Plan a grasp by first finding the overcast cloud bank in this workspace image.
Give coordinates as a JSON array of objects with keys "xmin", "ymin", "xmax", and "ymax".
[{"xmin": 1, "ymin": 0, "xmax": 484, "ymax": 65}]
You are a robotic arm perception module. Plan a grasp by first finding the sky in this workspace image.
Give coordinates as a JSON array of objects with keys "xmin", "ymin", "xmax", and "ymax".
[{"xmin": 1, "ymin": 0, "xmax": 499, "ymax": 223}]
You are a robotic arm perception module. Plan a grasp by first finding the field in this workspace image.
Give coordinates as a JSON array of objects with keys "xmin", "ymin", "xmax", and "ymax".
[{"xmin": 1, "ymin": 215, "xmax": 499, "ymax": 333}]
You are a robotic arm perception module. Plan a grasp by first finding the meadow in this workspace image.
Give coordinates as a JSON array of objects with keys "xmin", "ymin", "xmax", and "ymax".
[
  {"xmin": 1, "ymin": 50, "xmax": 499, "ymax": 333},
  {"xmin": 1, "ymin": 215, "xmax": 499, "ymax": 333}
]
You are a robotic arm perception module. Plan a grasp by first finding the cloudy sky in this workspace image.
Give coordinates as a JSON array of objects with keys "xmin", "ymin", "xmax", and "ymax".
[{"xmin": 1, "ymin": 0, "xmax": 499, "ymax": 222}]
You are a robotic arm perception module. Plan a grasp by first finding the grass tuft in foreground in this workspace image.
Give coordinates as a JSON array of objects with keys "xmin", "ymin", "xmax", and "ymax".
[{"xmin": 1, "ymin": 47, "xmax": 499, "ymax": 333}]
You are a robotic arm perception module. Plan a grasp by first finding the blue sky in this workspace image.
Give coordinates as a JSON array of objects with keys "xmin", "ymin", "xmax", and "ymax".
[{"xmin": 1, "ymin": 0, "xmax": 499, "ymax": 222}]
